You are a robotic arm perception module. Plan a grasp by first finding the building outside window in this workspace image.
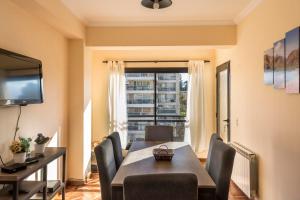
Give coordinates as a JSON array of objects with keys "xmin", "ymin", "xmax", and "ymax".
[{"xmin": 126, "ymin": 68, "xmax": 188, "ymax": 143}]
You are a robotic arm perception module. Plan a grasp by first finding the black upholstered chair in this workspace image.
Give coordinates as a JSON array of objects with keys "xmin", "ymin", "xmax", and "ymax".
[
  {"xmin": 145, "ymin": 125, "xmax": 174, "ymax": 142},
  {"xmin": 205, "ymin": 133, "xmax": 223, "ymax": 171},
  {"xmin": 124, "ymin": 173, "xmax": 198, "ymax": 200},
  {"xmin": 207, "ymin": 140, "xmax": 236, "ymax": 200},
  {"xmin": 107, "ymin": 132, "xmax": 123, "ymax": 169},
  {"xmin": 94, "ymin": 139, "xmax": 117, "ymax": 200}
]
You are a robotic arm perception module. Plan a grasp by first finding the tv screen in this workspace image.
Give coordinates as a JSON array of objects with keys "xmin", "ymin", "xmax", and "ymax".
[{"xmin": 0, "ymin": 48, "xmax": 43, "ymax": 106}]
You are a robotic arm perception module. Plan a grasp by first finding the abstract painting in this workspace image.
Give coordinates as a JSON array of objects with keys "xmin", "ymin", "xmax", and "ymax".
[
  {"xmin": 285, "ymin": 27, "xmax": 300, "ymax": 93},
  {"xmin": 273, "ymin": 39, "xmax": 286, "ymax": 89},
  {"xmin": 264, "ymin": 48, "xmax": 274, "ymax": 85}
]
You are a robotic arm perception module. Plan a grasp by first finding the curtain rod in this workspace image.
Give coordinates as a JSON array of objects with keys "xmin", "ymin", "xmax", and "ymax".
[{"xmin": 102, "ymin": 60, "xmax": 210, "ymax": 63}]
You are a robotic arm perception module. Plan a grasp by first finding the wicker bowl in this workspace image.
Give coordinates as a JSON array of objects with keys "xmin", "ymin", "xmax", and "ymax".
[{"xmin": 153, "ymin": 145, "xmax": 174, "ymax": 161}]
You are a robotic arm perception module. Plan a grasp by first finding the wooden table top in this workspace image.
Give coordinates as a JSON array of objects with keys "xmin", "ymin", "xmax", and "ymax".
[
  {"xmin": 111, "ymin": 141, "xmax": 216, "ymax": 189},
  {"xmin": 0, "ymin": 147, "xmax": 66, "ymax": 182}
]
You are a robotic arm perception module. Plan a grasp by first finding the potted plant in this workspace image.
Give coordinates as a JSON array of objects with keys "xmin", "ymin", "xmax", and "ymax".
[
  {"xmin": 9, "ymin": 137, "xmax": 32, "ymax": 163},
  {"xmin": 34, "ymin": 133, "xmax": 50, "ymax": 154}
]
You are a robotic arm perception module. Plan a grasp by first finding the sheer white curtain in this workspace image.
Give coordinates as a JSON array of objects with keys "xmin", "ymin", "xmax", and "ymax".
[
  {"xmin": 185, "ymin": 60, "xmax": 206, "ymax": 153},
  {"xmin": 108, "ymin": 61, "xmax": 128, "ymax": 148}
]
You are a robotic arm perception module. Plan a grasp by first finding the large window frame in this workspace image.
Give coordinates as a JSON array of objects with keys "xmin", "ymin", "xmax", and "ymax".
[{"xmin": 126, "ymin": 67, "xmax": 188, "ymax": 140}]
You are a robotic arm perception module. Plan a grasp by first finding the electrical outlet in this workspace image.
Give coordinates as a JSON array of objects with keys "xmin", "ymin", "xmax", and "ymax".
[{"xmin": 236, "ymin": 118, "xmax": 239, "ymax": 127}]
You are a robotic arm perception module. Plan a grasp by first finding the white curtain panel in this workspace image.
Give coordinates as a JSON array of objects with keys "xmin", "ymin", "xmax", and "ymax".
[
  {"xmin": 185, "ymin": 60, "xmax": 206, "ymax": 153},
  {"xmin": 108, "ymin": 61, "xmax": 128, "ymax": 148}
]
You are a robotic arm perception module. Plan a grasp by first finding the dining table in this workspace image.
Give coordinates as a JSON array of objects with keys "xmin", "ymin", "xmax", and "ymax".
[{"xmin": 111, "ymin": 141, "xmax": 216, "ymax": 200}]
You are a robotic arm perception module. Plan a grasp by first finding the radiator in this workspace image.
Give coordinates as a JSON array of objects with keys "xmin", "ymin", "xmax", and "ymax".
[{"xmin": 230, "ymin": 142, "xmax": 258, "ymax": 199}]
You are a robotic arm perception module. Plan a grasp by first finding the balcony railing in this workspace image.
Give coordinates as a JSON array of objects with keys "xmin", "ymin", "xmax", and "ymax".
[
  {"xmin": 157, "ymin": 88, "xmax": 176, "ymax": 92},
  {"xmin": 126, "ymin": 73, "xmax": 154, "ymax": 78},
  {"xmin": 157, "ymin": 110, "xmax": 177, "ymax": 114},
  {"xmin": 157, "ymin": 99, "xmax": 176, "ymax": 103},
  {"xmin": 127, "ymin": 99, "xmax": 154, "ymax": 104},
  {"xmin": 127, "ymin": 86, "xmax": 154, "ymax": 91},
  {"xmin": 127, "ymin": 99, "xmax": 177, "ymax": 104},
  {"xmin": 127, "ymin": 113, "xmax": 154, "ymax": 116},
  {"xmin": 157, "ymin": 75, "xmax": 177, "ymax": 80},
  {"xmin": 127, "ymin": 115, "xmax": 186, "ymax": 143}
]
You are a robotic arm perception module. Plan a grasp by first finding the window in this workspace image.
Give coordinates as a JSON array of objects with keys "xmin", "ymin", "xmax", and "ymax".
[{"xmin": 126, "ymin": 68, "xmax": 188, "ymax": 143}]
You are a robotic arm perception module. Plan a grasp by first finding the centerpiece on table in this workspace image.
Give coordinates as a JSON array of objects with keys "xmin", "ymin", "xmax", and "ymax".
[
  {"xmin": 34, "ymin": 133, "xmax": 50, "ymax": 154},
  {"xmin": 9, "ymin": 137, "xmax": 32, "ymax": 163},
  {"xmin": 153, "ymin": 145, "xmax": 174, "ymax": 161}
]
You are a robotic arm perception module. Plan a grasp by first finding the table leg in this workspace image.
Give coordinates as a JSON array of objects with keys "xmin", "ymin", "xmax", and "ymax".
[
  {"xmin": 42, "ymin": 166, "xmax": 47, "ymax": 200},
  {"xmin": 198, "ymin": 188, "xmax": 216, "ymax": 200},
  {"xmin": 12, "ymin": 182, "xmax": 19, "ymax": 200},
  {"xmin": 112, "ymin": 186, "xmax": 123, "ymax": 200},
  {"xmin": 62, "ymin": 153, "xmax": 66, "ymax": 200}
]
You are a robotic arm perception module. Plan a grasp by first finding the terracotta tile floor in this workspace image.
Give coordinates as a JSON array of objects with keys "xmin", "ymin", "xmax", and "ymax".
[{"xmin": 54, "ymin": 173, "xmax": 249, "ymax": 200}]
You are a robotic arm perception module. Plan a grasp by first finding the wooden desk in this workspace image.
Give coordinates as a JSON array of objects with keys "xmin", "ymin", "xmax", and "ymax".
[
  {"xmin": 0, "ymin": 147, "xmax": 66, "ymax": 200},
  {"xmin": 111, "ymin": 141, "xmax": 216, "ymax": 200}
]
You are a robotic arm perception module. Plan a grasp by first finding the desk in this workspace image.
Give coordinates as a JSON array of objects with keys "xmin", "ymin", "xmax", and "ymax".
[
  {"xmin": 0, "ymin": 147, "xmax": 66, "ymax": 200},
  {"xmin": 112, "ymin": 141, "xmax": 215, "ymax": 200}
]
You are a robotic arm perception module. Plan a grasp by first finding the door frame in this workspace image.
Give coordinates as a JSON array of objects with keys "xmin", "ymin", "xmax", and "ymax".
[{"xmin": 216, "ymin": 61, "xmax": 231, "ymax": 142}]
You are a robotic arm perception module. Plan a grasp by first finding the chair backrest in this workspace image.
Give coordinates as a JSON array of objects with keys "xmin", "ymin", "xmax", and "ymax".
[
  {"xmin": 94, "ymin": 139, "xmax": 117, "ymax": 200},
  {"xmin": 107, "ymin": 132, "xmax": 123, "ymax": 169},
  {"xmin": 124, "ymin": 173, "xmax": 198, "ymax": 200},
  {"xmin": 206, "ymin": 133, "xmax": 223, "ymax": 171},
  {"xmin": 208, "ymin": 140, "xmax": 236, "ymax": 200},
  {"xmin": 145, "ymin": 125, "xmax": 174, "ymax": 142}
]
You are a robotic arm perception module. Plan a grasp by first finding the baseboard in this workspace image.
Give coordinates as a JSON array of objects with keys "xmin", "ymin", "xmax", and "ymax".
[{"xmin": 67, "ymin": 178, "xmax": 85, "ymax": 186}]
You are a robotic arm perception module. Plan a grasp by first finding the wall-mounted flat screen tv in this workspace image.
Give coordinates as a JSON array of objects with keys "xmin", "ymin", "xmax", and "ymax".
[{"xmin": 0, "ymin": 48, "xmax": 43, "ymax": 106}]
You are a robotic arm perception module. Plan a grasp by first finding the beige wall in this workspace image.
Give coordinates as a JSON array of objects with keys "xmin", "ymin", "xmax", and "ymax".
[
  {"xmin": 0, "ymin": 0, "xmax": 90, "ymax": 181},
  {"xmin": 66, "ymin": 41, "xmax": 92, "ymax": 181},
  {"xmin": 67, "ymin": 40, "xmax": 85, "ymax": 180},
  {"xmin": 86, "ymin": 26, "xmax": 236, "ymax": 46},
  {"xmin": 11, "ymin": 0, "xmax": 85, "ymax": 39},
  {"xmin": 91, "ymin": 47, "xmax": 217, "ymax": 153},
  {"xmin": 83, "ymin": 47, "xmax": 92, "ymax": 177},
  {"xmin": 0, "ymin": 0, "xmax": 68, "ymax": 163},
  {"xmin": 216, "ymin": 0, "xmax": 300, "ymax": 199}
]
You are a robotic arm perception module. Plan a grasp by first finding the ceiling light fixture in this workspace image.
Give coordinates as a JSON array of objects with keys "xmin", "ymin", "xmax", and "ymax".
[{"xmin": 141, "ymin": 0, "xmax": 172, "ymax": 9}]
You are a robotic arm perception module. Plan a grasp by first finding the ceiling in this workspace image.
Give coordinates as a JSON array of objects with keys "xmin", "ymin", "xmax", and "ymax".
[{"xmin": 62, "ymin": 0, "xmax": 260, "ymax": 26}]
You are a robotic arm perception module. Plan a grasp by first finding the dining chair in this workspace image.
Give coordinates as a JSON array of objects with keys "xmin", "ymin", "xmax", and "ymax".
[
  {"xmin": 205, "ymin": 133, "xmax": 223, "ymax": 171},
  {"xmin": 125, "ymin": 138, "xmax": 144, "ymax": 150},
  {"xmin": 207, "ymin": 140, "xmax": 236, "ymax": 200},
  {"xmin": 94, "ymin": 139, "xmax": 117, "ymax": 200},
  {"xmin": 123, "ymin": 173, "xmax": 198, "ymax": 200},
  {"xmin": 107, "ymin": 132, "xmax": 123, "ymax": 169},
  {"xmin": 145, "ymin": 125, "xmax": 174, "ymax": 141}
]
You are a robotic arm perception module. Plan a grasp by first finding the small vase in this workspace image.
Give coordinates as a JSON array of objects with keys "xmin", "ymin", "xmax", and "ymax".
[
  {"xmin": 13, "ymin": 152, "xmax": 26, "ymax": 163},
  {"xmin": 35, "ymin": 143, "xmax": 46, "ymax": 154}
]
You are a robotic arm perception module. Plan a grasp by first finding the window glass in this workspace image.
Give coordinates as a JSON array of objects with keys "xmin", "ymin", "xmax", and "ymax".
[{"xmin": 126, "ymin": 71, "xmax": 188, "ymax": 142}]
